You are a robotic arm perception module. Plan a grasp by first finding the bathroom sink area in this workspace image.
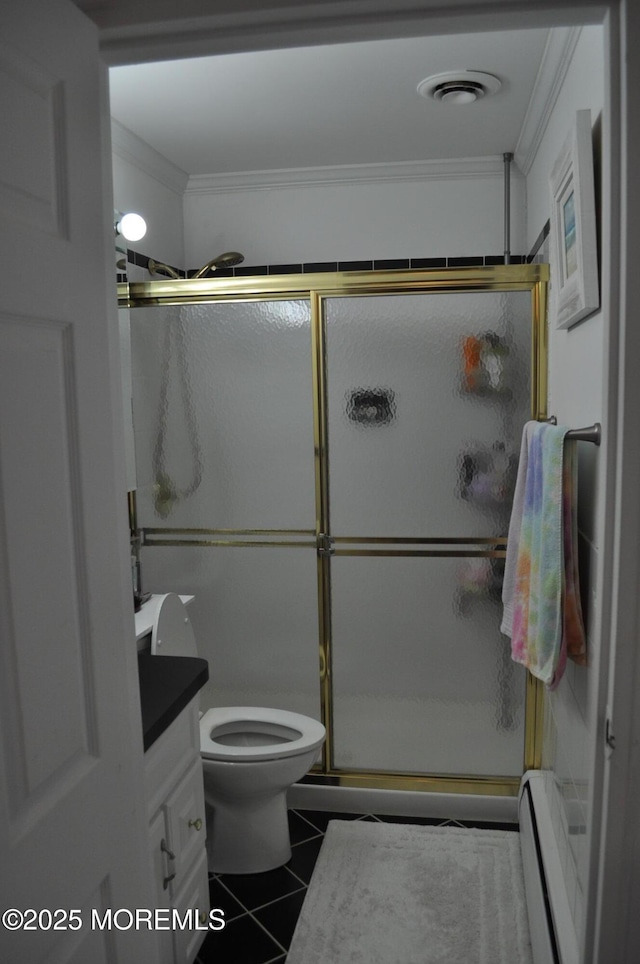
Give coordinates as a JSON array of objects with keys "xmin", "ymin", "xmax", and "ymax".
[
  {"xmin": 134, "ymin": 592, "xmax": 207, "ymax": 750},
  {"xmin": 137, "ymin": 652, "xmax": 208, "ymax": 750}
]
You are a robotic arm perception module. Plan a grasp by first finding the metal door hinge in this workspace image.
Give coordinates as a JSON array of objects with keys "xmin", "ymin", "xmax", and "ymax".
[{"xmin": 317, "ymin": 533, "xmax": 335, "ymax": 556}]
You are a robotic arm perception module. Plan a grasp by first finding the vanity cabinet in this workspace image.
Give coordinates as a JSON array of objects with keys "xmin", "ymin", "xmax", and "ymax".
[{"xmin": 144, "ymin": 698, "xmax": 209, "ymax": 964}]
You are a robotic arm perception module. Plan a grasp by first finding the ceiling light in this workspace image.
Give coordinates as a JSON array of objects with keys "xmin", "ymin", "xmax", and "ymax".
[
  {"xmin": 115, "ymin": 212, "xmax": 147, "ymax": 242},
  {"xmin": 417, "ymin": 70, "xmax": 502, "ymax": 104}
]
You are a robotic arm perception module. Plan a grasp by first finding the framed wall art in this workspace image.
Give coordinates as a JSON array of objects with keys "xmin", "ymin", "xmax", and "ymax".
[{"xmin": 549, "ymin": 109, "xmax": 599, "ymax": 329}]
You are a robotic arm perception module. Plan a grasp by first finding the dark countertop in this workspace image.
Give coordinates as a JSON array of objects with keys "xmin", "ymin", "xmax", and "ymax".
[{"xmin": 138, "ymin": 653, "xmax": 209, "ymax": 751}]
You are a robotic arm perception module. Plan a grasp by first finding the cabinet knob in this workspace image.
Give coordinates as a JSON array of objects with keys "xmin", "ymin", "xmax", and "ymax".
[{"xmin": 188, "ymin": 817, "xmax": 203, "ymax": 832}]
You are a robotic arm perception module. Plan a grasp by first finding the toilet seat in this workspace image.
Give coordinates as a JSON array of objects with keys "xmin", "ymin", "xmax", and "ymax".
[{"xmin": 200, "ymin": 706, "xmax": 325, "ymax": 762}]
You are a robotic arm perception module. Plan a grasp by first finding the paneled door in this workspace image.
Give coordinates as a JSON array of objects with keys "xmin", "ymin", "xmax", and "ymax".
[{"xmin": 0, "ymin": 2, "xmax": 156, "ymax": 961}]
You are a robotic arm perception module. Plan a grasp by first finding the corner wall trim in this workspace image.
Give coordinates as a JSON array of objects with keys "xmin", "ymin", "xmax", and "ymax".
[
  {"xmin": 515, "ymin": 26, "xmax": 582, "ymax": 176},
  {"xmin": 111, "ymin": 119, "xmax": 189, "ymax": 195}
]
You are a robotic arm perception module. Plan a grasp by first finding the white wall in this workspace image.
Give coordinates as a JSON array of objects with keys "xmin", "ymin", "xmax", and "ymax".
[
  {"xmin": 183, "ymin": 167, "xmax": 526, "ymax": 268},
  {"xmin": 112, "ymin": 119, "xmax": 187, "ymax": 271},
  {"xmin": 525, "ymin": 24, "xmax": 604, "ymax": 947},
  {"xmin": 112, "ymin": 121, "xmax": 189, "ymax": 488}
]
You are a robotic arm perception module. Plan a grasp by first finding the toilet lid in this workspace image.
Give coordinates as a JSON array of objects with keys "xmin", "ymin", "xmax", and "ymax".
[
  {"xmin": 150, "ymin": 593, "xmax": 197, "ymax": 657},
  {"xmin": 200, "ymin": 706, "xmax": 326, "ymax": 762}
]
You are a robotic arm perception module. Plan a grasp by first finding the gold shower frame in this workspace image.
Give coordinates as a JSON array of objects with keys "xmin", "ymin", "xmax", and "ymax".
[{"xmin": 121, "ymin": 263, "xmax": 549, "ymax": 798}]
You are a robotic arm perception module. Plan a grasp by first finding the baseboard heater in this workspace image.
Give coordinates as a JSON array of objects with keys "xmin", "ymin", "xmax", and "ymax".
[{"xmin": 519, "ymin": 771, "xmax": 580, "ymax": 964}]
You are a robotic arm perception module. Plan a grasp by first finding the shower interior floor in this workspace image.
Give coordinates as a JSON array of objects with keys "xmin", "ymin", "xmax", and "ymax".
[
  {"xmin": 195, "ymin": 807, "xmax": 518, "ymax": 964},
  {"xmin": 332, "ymin": 695, "xmax": 525, "ymax": 774}
]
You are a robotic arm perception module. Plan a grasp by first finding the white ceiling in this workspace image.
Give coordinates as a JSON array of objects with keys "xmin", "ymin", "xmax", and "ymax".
[{"xmin": 108, "ymin": 28, "xmax": 551, "ymax": 177}]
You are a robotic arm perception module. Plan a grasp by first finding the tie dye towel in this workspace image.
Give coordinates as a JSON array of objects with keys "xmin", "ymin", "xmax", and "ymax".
[{"xmin": 501, "ymin": 421, "xmax": 586, "ymax": 688}]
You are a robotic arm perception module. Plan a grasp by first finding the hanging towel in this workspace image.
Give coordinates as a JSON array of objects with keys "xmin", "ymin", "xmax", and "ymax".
[
  {"xmin": 500, "ymin": 421, "xmax": 537, "ymax": 638},
  {"xmin": 501, "ymin": 421, "xmax": 586, "ymax": 688}
]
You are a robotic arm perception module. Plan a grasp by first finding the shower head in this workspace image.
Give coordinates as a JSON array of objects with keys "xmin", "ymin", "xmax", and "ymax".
[
  {"xmin": 147, "ymin": 259, "xmax": 181, "ymax": 280},
  {"xmin": 192, "ymin": 251, "xmax": 245, "ymax": 279}
]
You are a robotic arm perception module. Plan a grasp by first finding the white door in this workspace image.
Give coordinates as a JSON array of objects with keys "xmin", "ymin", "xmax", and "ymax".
[{"xmin": 0, "ymin": 1, "xmax": 157, "ymax": 961}]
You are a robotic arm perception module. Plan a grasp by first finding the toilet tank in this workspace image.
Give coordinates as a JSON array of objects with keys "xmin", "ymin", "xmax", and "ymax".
[{"xmin": 150, "ymin": 593, "xmax": 198, "ymax": 658}]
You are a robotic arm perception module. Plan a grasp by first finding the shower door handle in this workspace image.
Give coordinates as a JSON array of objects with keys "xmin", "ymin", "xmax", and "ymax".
[{"xmin": 317, "ymin": 534, "xmax": 335, "ymax": 557}]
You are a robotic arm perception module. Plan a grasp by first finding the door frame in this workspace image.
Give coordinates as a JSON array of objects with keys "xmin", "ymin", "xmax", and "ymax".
[{"xmin": 95, "ymin": 1, "xmax": 640, "ymax": 959}]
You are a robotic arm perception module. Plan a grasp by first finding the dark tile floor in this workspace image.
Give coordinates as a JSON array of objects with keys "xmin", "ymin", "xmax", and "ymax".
[{"xmin": 195, "ymin": 809, "xmax": 518, "ymax": 964}]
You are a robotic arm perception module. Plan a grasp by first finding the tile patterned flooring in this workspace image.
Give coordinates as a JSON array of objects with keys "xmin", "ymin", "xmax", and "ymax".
[{"xmin": 195, "ymin": 809, "xmax": 517, "ymax": 964}]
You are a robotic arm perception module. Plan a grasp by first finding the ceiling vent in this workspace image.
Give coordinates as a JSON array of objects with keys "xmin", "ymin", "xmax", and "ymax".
[{"xmin": 417, "ymin": 70, "xmax": 502, "ymax": 105}]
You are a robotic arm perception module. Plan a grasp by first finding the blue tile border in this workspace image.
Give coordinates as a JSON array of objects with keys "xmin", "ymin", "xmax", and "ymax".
[
  {"xmin": 410, "ymin": 257, "xmax": 446, "ymax": 268},
  {"xmin": 527, "ymin": 219, "xmax": 550, "ymax": 263},
  {"xmin": 303, "ymin": 261, "xmax": 338, "ymax": 272},
  {"xmin": 122, "ymin": 250, "xmax": 529, "ymax": 279},
  {"xmin": 338, "ymin": 259, "xmax": 373, "ymax": 271}
]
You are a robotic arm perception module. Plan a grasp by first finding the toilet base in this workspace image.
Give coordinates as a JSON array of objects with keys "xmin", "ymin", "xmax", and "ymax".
[{"xmin": 205, "ymin": 788, "xmax": 292, "ymax": 874}]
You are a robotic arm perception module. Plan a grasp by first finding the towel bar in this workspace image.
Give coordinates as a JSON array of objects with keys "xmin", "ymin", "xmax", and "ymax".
[{"xmin": 546, "ymin": 417, "xmax": 601, "ymax": 446}]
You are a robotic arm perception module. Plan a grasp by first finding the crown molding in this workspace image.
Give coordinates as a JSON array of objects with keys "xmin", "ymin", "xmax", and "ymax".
[
  {"xmin": 514, "ymin": 25, "xmax": 582, "ymax": 176},
  {"xmin": 184, "ymin": 156, "xmax": 517, "ymax": 196},
  {"xmin": 111, "ymin": 119, "xmax": 189, "ymax": 195}
]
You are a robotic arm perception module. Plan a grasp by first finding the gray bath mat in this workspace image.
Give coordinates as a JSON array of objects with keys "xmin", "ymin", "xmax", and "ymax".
[{"xmin": 286, "ymin": 820, "xmax": 533, "ymax": 964}]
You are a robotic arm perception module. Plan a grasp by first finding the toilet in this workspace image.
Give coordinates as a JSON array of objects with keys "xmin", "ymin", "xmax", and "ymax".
[{"xmin": 149, "ymin": 593, "xmax": 326, "ymax": 874}]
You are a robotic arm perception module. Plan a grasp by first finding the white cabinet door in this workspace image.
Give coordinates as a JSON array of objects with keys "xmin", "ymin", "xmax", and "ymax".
[
  {"xmin": 148, "ymin": 811, "xmax": 177, "ymax": 964},
  {"xmin": 165, "ymin": 761, "xmax": 208, "ymax": 892},
  {"xmin": 0, "ymin": 1, "xmax": 156, "ymax": 961}
]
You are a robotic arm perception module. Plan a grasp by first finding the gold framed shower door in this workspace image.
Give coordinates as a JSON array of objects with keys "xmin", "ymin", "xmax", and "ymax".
[{"xmin": 122, "ymin": 263, "xmax": 549, "ymax": 798}]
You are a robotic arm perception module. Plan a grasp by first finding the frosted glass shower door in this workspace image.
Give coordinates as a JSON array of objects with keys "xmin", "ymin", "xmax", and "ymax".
[
  {"xmin": 127, "ymin": 271, "xmax": 546, "ymax": 784},
  {"xmin": 130, "ymin": 299, "xmax": 321, "ymax": 722},
  {"xmin": 131, "ymin": 300, "xmax": 316, "ymax": 530},
  {"xmin": 324, "ymin": 291, "xmax": 533, "ymax": 777}
]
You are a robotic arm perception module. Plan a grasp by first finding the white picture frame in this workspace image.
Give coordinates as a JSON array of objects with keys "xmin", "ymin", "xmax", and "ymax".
[{"xmin": 549, "ymin": 109, "xmax": 599, "ymax": 329}]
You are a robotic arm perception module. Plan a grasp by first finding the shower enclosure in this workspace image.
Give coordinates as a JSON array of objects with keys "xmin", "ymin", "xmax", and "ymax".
[{"xmin": 122, "ymin": 264, "xmax": 548, "ymax": 796}]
